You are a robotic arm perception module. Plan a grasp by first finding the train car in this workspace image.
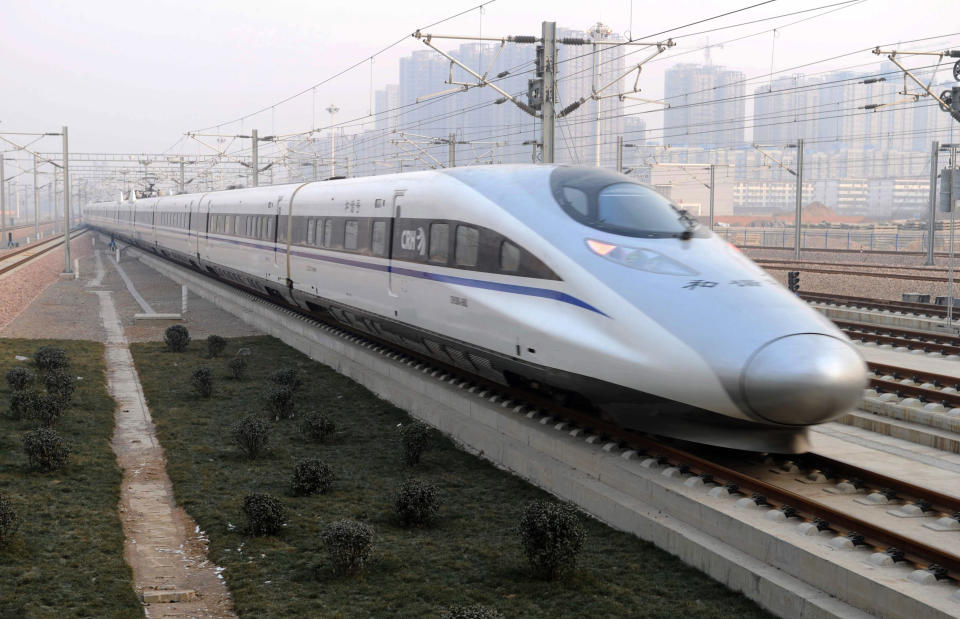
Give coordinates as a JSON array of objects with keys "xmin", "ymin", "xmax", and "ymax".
[{"xmin": 85, "ymin": 165, "xmax": 867, "ymax": 453}]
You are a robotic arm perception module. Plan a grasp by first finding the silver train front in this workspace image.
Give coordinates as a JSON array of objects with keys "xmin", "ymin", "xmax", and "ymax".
[{"xmin": 84, "ymin": 165, "xmax": 867, "ymax": 452}]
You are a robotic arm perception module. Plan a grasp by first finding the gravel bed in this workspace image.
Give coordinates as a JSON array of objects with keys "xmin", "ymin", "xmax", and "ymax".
[{"xmin": 0, "ymin": 236, "xmax": 94, "ymax": 334}]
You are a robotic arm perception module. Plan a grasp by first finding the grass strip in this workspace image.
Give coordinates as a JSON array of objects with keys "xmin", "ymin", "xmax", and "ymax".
[
  {"xmin": 0, "ymin": 339, "xmax": 140, "ymax": 617},
  {"xmin": 132, "ymin": 334, "xmax": 770, "ymax": 618}
]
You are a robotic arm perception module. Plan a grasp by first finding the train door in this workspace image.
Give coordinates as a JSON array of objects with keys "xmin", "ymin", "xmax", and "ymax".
[
  {"xmin": 387, "ymin": 190, "xmax": 405, "ymax": 299},
  {"xmin": 196, "ymin": 196, "xmax": 211, "ymax": 260}
]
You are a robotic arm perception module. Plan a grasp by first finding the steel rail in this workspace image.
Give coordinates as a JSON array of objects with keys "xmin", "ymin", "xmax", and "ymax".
[{"xmin": 801, "ymin": 291, "xmax": 950, "ymax": 318}]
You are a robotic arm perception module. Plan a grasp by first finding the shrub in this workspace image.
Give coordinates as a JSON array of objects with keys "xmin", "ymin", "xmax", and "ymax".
[
  {"xmin": 231, "ymin": 415, "xmax": 269, "ymax": 459},
  {"xmin": 266, "ymin": 385, "xmax": 295, "ymax": 420},
  {"xmin": 441, "ymin": 605, "xmax": 505, "ymax": 619},
  {"xmin": 8, "ymin": 390, "xmax": 41, "ymax": 420},
  {"xmin": 394, "ymin": 478, "xmax": 442, "ymax": 527},
  {"xmin": 241, "ymin": 494, "xmax": 287, "ymax": 536},
  {"xmin": 321, "ymin": 520, "xmax": 373, "ymax": 576},
  {"xmin": 516, "ymin": 500, "xmax": 586, "ymax": 580},
  {"xmin": 28, "ymin": 393, "xmax": 67, "ymax": 427},
  {"xmin": 33, "ymin": 346, "xmax": 68, "ymax": 372},
  {"xmin": 291, "ymin": 458, "xmax": 334, "ymax": 496},
  {"xmin": 22, "ymin": 427, "xmax": 70, "ymax": 471},
  {"xmin": 191, "ymin": 366, "xmax": 214, "ymax": 398},
  {"xmin": 0, "ymin": 494, "xmax": 20, "ymax": 549},
  {"xmin": 163, "ymin": 324, "xmax": 191, "ymax": 352},
  {"xmin": 43, "ymin": 369, "xmax": 77, "ymax": 403},
  {"xmin": 299, "ymin": 412, "xmax": 335, "ymax": 443},
  {"xmin": 206, "ymin": 335, "xmax": 227, "ymax": 358},
  {"xmin": 268, "ymin": 368, "xmax": 302, "ymax": 392},
  {"xmin": 400, "ymin": 421, "xmax": 431, "ymax": 466},
  {"xmin": 227, "ymin": 355, "xmax": 248, "ymax": 380},
  {"xmin": 5, "ymin": 367, "xmax": 35, "ymax": 392}
]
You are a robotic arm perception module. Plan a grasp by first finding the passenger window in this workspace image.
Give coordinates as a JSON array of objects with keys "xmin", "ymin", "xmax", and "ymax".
[
  {"xmin": 267, "ymin": 218, "xmax": 275, "ymax": 240},
  {"xmin": 429, "ymin": 223, "xmax": 449, "ymax": 263},
  {"xmin": 323, "ymin": 219, "xmax": 334, "ymax": 247},
  {"xmin": 371, "ymin": 221, "xmax": 386, "ymax": 256},
  {"xmin": 561, "ymin": 187, "xmax": 589, "ymax": 215},
  {"xmin": 500, "ymin": 241, "xmax": 521, "ymax": 272},
  {"xmin": 307, "ymin": 219, "xmax": 315, "ymax": 245},
  {"xmin": 226, "ymin": 215, "xmax": 233, "ymax": 235},
  {"xmin": 455, "ymin": 225, "xmax": 479, "ymax": 267},
  {"xmin": 235, "ymin": 215, "xmax": 241, "ymax": 235},
  {"xmin": 344, "ymin": 220, "xmax": 359, "ymax": 250},
  {"xmin": 313, "ymin": 220, "xmax": 322, "ymax": 246}
]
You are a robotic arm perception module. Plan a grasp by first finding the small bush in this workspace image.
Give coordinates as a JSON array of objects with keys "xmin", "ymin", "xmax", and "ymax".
[
  {"xmin": 299, "ymin": 413, "xmax": 335, "ymax": 443},
  {"xmin": 43, "ymin": 369, "xmax": 77, "ymax": 403},
  {"xmin": 164, "ymin": 324, "xmax": 191, "ymax": 352},
  {"xmin": 28, "ymin": 393, "xmax": 67, "ymax": 427},
  {"xmin": 206, "ymin": 335, "xmax": 227, "ymax": 358},
  {"xmin": 441, "ymin": 604, "xmax": 505, "ymax": 619},
  {"xmin": 33, "ymin": 346, "xmax": 68, "ymax": 372},
  {"xmin": 291, "ymin": 458, "xmax": 334, "ymax": 496},
  {"xmin": 8, "ymin": 390, "xmax": 41, "ymax": 420},
  {"xmin": 242, "ymin": 494, "xmax": 287, "ymax": 536},
  {"xmin": 394, "ymin": 478, "xmax": 442, "ymax": 527},
  {"xmin": 0, "ymin": 494, "xmax": 20, "ymax": 549},
  {"xmin": 268, "ymin": 368, "xmax": 302, "ymax": 392},
  {"xmin": 321, "ymin": 520, "xmax": 374, "ymax": 576},
  {"xmin": 400, "ymin": 421, "xmax": 431, "ymax": 466},
  {"xmin": 231, "ymin": 415, "xmax": 269, "ymax": 459},
  {"xmin": 227, "ymin": 355, "xmax": 248, "ymax": 380},
  {"xmin": 22, "ymin": 427, "xmax": 70, "ymax": 471},
  {"xmin": 516, "ymin": 500, "xmax": 586, "ymax": 580},
  {"xmin": 5, "ymin": 367, "xmax": 35, "ymax": 392},
  {"xmin": 191, "ymin": 366, "xmax": 214, "ymax": 398},
  {"xmin": 266, "ymin": 385, "xmax": 295, "ymax": 420}
]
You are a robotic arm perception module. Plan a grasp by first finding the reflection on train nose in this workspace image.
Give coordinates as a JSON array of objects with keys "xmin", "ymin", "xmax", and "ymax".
[{"xmin": 741, "ymin": 334, "xmax": 867, "ymax": 426}]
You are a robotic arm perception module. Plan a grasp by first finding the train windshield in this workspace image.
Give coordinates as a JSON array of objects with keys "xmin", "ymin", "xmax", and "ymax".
[{"xmin": 551, "ymin": 167, "xmax": 700, "ymax": 239}]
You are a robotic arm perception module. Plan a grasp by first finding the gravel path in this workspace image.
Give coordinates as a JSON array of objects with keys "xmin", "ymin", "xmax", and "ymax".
[{"xmin": 0, "ymin": 234, "xmax": 94, "ymax": 333}]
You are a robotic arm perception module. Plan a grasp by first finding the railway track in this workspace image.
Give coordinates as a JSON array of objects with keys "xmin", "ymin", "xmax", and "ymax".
[
  {"xmin": 759, "ymin": 262, "xmax": 953, "ymax": 282},
  {"xmin": 801, "ymin": 291, "xmax": 952, "ymax": 319},
  {"xmin": 837, "ymin": 320, "xmax": 960, "ymax": 356},
  {"xmin": 0, "ymin": 228, "xmax": 86, "ymax": 277}
]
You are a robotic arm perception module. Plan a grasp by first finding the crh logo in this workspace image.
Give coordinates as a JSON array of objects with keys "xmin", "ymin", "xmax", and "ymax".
[{"xmin": 400, "ymin": 227, "xmax": 426, "ymax": 255}]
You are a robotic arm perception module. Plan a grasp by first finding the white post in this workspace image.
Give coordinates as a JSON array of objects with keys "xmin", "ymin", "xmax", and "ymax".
[
  {"xmin": 181, "ymin": 285, "xmax": 188, "ymax": 314},
  {"xmin": 115, "ymin": 247, "xmax": 120, "ymax": 263},
  {"xmin": 73, "ymin": 258, "xmax": 79, "ymax": 279}
]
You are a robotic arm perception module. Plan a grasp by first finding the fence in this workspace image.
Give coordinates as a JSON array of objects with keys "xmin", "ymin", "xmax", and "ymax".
[{"xmin": 716, "ymin": 227, "xmax": 960, "ymax": 253}]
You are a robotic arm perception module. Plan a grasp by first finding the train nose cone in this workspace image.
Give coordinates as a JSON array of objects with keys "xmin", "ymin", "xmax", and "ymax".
[{"xmin": 741, "ymin": 334, "xmax": 866, "ymax": 426}]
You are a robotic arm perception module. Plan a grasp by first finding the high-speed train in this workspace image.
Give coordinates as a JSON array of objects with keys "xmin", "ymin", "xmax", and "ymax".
[{"xmin": 84, "ymin": 165, "xmax": 867, "ymax": 452}]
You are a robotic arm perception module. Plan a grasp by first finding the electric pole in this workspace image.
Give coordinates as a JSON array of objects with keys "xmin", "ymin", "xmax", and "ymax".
[
  {"xmin": 448, "ymin": 133, "xmax": 456, "ymax": 168},
  {"xmin": 33, "ymin": 153, "xmax": 40, "ymax": 237},
  {"xmin": 542, "ymin": 21, "xmax": 556, "ymax": 164},
  {"xmin": 794, "ymin": 138, "xmax": 804, "ymax": 260},
  {"xmin": 62, "ymin": 126, "xmax": 71, "ymax": 274},
  {"xmin": 0, "ymin": 156, "xmax": 5, "ymax": 247},
  {"xmin": 709, "ymin": 164, "xmax": 716, "ymax": 231},
  {"xmin": 251, "ymin": 129, "xmax": 259, "ymax": 187},
  {"xmin": 928, "ymin": 141, "xmax": 940, "ymax": 265},
  {"xmin": 179, "ymin": 156, "xmax": 186, "ymax": 194},
  {"xmin": 327, "ymin": 104, "xmax": 339, "ymax": 177}
]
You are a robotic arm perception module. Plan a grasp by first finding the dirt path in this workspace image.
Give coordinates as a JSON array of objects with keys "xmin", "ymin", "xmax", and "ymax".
[{"xmin": 96, "ymin": 288, "xmax": 235, "ymax": 617}]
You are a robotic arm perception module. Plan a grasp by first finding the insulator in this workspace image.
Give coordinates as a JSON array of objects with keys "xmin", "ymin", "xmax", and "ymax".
[
  {"xmin": 515, "ymin": 101, "xmax": 538, "ymax": 117},
  {"xmin": 509, "ymin": 35, "xmax": 537, "ymax": 44},
  {"xmin": 560, "ymin": 37, "xmax": 589, "ymax": 45},
  {"xmin": 863, "ymin": 104, "xmax": 880, "ymax": 110},
  {"xmin": 496, "ymin": 71, "xmax": 510, "ymax": 78},
  {"xmin": 559, "ymin": 98, "xmax": 585, "ymax": 117}
]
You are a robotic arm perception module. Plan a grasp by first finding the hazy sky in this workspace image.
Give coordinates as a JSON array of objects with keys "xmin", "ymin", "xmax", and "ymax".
[{"xmin": 2, "ymin": 0, "xmax": 958, "ymax": 154}]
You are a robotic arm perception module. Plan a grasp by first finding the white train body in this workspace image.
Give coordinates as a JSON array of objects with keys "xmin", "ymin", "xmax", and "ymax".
[{"xmin": 85, "ymin": 165, "xmax": 866, "ymax": 452}]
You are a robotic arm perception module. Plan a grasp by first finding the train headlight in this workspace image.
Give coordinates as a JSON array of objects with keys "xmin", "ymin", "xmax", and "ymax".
[{"xmin": 586, "ymin": 240, "xmax": 698, "ymax": 276}]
